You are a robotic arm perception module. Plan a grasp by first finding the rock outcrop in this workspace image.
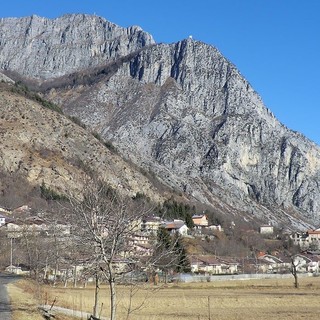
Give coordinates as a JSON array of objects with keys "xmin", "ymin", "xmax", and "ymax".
[
  {"xmin": 0, "ymin": 15, "xmax": 319, "ymax": 229},
  {"xmin": 0, "ymin": 14, "xmax": 154, "ymax": 79}
]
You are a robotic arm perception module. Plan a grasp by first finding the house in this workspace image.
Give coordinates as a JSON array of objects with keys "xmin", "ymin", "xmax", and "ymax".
[
  {"xmin": 0, "ymin": 207, "xmax": 12, "ymax": 226},
  {"xmin": 259, "ymin": 225, "xmax": 274, "ymax": 235},
  {"xmin": 5, "ymin": 264, "xmax": 30, "ymax": 275},
  {"xmin": 141, "ymin": 216, "xmax": 162, "ymax": 234},
  {"xmin": 163, "ymin": 219, "xmax": 188, "ymax": 236},
  {"xmin": 206, "ymin": 224, "xmax": 223, "ymax": 232},
  {"xmin": 46, "ymin": 221, "xmax": 71, "ymax": 237},
  {"xmin": 257, "ymin": 254, "xmax": 290, "ymax": 273},
  {"xmin": 307, "ymin": 228, "xmax": 320, "ymax": 240},
  {"xmin": 6, "ymin": 217, "xmax": 48, "ymax": 238},
  {"xmin": 192, "ymin": 214, "xmax": 208, "ymax": 227},
  {"xmin": 5, "ymin": 216, "xmax": 71, "ymax": 239},
  {"xmin": 130, "ymin": 232, "xmax": 150, "ymax": 245},
  {"xmin": 257, "ymin": 253, "xmax": 315, "ymax": 274},
  {"xmin": 190, "ymin": 255, "xmax": 222, "ymax": 274},
  {"xmin": 291, "ymin": 231, "xmax": 309, "ymax": 249},
  {"xmin": 0, "ymin": 213, "xmax": 8, "ymax": 226},
  {"xmin": 292, "ymin": 254, "xmax": 312, "ymax": 273},
  {"xmin": 128, "ymin": 233, "xmax": 152, "ymax": 256},
  {"xmin": 307, "ymin": 255, "xmax": 320, "ymax": 273},
  {"xmin": 218, "ymin": 257, "xmax": 239, "ymax": 274},
  {"xmin": 190, "ymin": 255, "xmax": 238, "ymax": 275},
  {"xmin": 291, "ymin": 228, "xmax": 320, "ymax": 250},
  {"xmin": 306, "ymin": 229, "xmax": 320, "ymax": 249}
]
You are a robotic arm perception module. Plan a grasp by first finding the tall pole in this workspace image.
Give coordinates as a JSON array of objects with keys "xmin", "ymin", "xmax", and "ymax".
[{"xmin": 10, "ymin": 237, "xmax": 13, "ymax": 269}]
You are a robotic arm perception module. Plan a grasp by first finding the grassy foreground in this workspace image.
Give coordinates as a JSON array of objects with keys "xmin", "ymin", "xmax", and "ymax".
[
  {"xmin": 7, "ymin": 279, "xmax": 77, "ymax": 320},
  {"xmin": 7, "ymin": 276, "xmax": 320, "ymax": 320}
]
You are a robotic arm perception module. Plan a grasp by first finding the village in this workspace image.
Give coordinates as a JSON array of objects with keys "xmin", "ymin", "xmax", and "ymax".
[{"xmin": 1, "ymin": 204, "xmax": 320, "ymax": 284}]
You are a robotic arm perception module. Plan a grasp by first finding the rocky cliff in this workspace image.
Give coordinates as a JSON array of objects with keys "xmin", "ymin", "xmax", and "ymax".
[
  {"xmin": 0, "ymin": 14, "xmax": 154, "ymax": 79},
  {"xmin": 1, "ymin": 15, "xmax": 319, "ymax": 229}
]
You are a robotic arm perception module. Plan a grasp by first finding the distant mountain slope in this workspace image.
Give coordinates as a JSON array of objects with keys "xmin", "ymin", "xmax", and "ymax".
[
  {"xmin": 0, "ymin": 82, "xmax": 167, "ymax": 207},
  {"xmin": 0, "ymin": 14, "xmax": 319, "ymax": 229}
]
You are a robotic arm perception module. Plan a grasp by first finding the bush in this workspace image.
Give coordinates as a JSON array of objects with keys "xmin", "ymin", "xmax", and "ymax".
[
  {"xmin": 40, "ymin": 182, "xmax": 67, "ymax": 201},
  {"xmin": 92, "ymin": 131, "xmax": 103, "ymax": 142},
  {"xmin": 104, "ymin": 140, "xmax": 117, "ymax": 153}
]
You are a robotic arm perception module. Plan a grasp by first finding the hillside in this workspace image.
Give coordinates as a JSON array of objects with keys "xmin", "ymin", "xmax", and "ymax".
[{"xmin": 0, "ymin": 81, "xmax": 170, "ymax": 208}]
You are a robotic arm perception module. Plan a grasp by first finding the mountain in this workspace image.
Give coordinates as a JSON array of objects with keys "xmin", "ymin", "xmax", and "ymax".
[{"xmin": 1, "ymin": 14, "xmax": 319, "ymax": 229}]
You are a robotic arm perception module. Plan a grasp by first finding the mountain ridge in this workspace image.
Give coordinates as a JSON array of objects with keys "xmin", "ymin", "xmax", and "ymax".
[
  {"xmin": 0, "ymin": 14, "xmax": 154, "ymax": 79},
  {"xmin": 0, "ymin": 14, "xmax": 319, "ymax": 229}
]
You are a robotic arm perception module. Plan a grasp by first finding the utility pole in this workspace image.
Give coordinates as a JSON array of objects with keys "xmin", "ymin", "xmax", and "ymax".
[
  {"xmin": 10, "ymin": 236, "xmax": 13, "ymax": 273},
  {"xmin": 10, "ymin": 237, "xmax": 13, "ymax": 271}
]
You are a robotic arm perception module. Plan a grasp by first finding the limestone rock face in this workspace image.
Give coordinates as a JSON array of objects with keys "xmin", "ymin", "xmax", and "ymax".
[
  {"xmin": 0, "ymin": 14, "xmax": 154, "ymax": 79},
  {"xmin": 63, "ymin": 39, "xmax": 320, "ymax": 228},
  {"xmin": 1, "ymin": 15, "xmax": 319, "ymax": 228}
]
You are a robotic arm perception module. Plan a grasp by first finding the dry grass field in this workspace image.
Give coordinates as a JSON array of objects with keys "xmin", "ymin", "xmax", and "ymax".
[
  {"xmin": 7, "ymin": 279, "xmax": 77, "ymax": 320},
  {"xmin": 7, "ymin": 280, "xmax": 43, "ymax": 320},
  {"xmin": 8, "ymin": 276, "xmax": 320, "ymax": 320}
]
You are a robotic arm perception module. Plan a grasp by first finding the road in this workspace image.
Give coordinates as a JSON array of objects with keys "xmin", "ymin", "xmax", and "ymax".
[{"xmin": 0, "ymin": 273, "xmax": 20, "ymax": 320}]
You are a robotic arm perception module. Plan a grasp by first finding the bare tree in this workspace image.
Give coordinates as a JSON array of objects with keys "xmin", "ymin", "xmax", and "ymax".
[
  {"xmin": 68, "ymin": 179, "xmax": 152, "ymax": 320},
  {"xmin": 17, "ymin": 223, "xmax": 49, "ymax": 281},
  {"xmin": 122, "ymin": 281, "xmax": 160, "ymax": 320},
  {"xmin": 291, "ymin": 255, "xmax": 300, "ymax": 289}
]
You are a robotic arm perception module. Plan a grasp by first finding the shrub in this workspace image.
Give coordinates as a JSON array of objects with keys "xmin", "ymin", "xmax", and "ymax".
[
  {"xmin": 104, "ymin": 140, "xmax": 117, "ymax": 153},
  {"xmin": 92, "ymin": 131, "xmax": 103, "ymax": 142},
  {"xmin": 40, "ymin": 182, "xmax": 67, "ymax": 201}
]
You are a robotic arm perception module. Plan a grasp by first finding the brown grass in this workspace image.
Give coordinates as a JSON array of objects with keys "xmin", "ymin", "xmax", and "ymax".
[
  {"xmin": 7, "ymin": 279, "xmax": 43, "ymax": 320},
  {"xmin": 7, "ymin": 276, "xmax": 320, "ymax": 320},
  {"xmin": 7, "ymin": 279, "xmax": 77, "ymax": 320}
]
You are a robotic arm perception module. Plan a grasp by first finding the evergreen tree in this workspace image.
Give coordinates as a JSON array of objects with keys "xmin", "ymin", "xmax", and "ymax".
[
  {"xmin": 185, "ymin": 212, "xmax": 194, "ymax": 229},
  {"xmin": 157, "ymin": 227, "xmax": 171, "ymax": 249},
  {"xmin": 174, "ymin": 236, "xmax": 190, "ymax": 273}
]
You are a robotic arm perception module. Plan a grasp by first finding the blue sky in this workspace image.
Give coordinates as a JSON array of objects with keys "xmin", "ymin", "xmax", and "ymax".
[{"xmin": 2, "ymin": 1, "xmax": 320, "ymax": 145}]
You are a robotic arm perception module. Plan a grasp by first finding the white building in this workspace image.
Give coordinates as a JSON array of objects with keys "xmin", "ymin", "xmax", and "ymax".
[
  {"xmin": 259, "ymin": 225, "xmax": 274, "ymax": 235},
  {"xmin": 163, "ymin": 219, "xmax": 188, "ymax": 236}
]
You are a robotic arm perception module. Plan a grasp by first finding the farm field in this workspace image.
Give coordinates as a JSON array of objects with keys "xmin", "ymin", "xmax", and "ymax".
[{"xmin": 9, "ymin": 276, "xmax": 320, "ymax": 320}]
